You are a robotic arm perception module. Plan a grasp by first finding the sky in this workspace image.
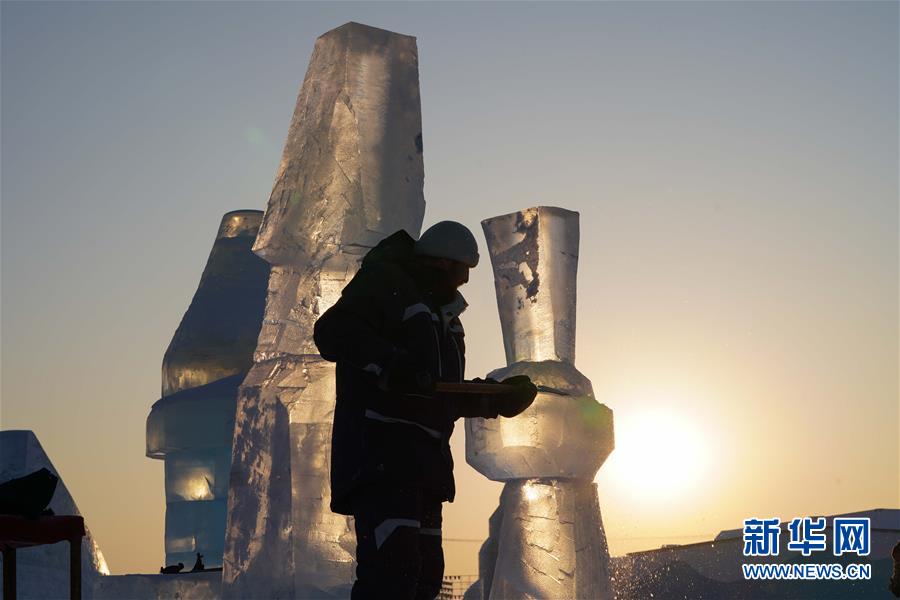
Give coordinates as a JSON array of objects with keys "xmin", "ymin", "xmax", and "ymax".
[{"xmin": 1, "ymin": 0, "xmax": 897, "ymax": 577}]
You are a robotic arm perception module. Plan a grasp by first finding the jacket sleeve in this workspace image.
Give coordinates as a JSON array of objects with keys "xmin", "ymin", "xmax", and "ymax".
[
  {"xmin": 447, "ymin": 395, "xmax": 500, "ymax": 419},
  {"xmin": 313, "ymin": 264, "xmax": 398, "ymax": 378}
]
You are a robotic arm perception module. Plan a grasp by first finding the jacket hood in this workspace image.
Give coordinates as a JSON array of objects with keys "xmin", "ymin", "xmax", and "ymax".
[{"xmin": 361, "ymin": 229, "xmax": 416, "ymax": 268}]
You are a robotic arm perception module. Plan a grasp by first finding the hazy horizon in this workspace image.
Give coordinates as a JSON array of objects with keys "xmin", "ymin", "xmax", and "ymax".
[{"xmin": 2, "ymin": 1, "xmax": 897, "ymax": 576}]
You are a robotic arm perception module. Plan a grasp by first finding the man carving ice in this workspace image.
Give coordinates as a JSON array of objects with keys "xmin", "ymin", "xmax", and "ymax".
[{"xmin": 313, "ymin": 221, "xmax": 537, "ymax": 599}]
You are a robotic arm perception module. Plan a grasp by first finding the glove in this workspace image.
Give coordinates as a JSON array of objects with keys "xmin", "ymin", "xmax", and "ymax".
[
  {"xmin": 378, "ymin": 348, "xmax": 435, "ymax": 394},
  {"xmin": 443, "ymin": 378, "xmax": 500, "ymax": 419},
  {"xmin": 494, "ymin": 375, "xmax": 538, "ymax": 418}
]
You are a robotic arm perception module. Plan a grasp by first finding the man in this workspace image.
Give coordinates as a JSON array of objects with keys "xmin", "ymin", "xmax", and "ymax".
[{"xmin": 313, "ymin": 221, "xmax": 537, "ymax": 600}]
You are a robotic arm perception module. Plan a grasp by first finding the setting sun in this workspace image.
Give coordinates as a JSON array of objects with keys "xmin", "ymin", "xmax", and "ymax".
[{"xmin": 600, "ymin": 406, "xmax": 712, "ymax": 502}]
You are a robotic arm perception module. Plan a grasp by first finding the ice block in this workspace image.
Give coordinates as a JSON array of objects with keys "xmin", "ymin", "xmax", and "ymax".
[
  {"xmin": 223, "ymin": 22, "xmax": 426, "ymax": 599},
  {"xmin": 466, "ymin": 206, "xmax": 615, "ymax": 599}
]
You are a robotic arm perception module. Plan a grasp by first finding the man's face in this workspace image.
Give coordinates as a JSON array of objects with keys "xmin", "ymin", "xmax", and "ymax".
[
  {"xmin": 431, "ymin": 258, "xmax": 469, "ymax": 303},
  {"xmin": 446, "ymin": 259, "xmax": 470, "ymax": 288}
]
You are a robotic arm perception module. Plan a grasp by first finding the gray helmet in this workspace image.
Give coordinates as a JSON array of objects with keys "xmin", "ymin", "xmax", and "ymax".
[{"xmin": 414, "ymin": 221, "xmax": 479, "ymax": 268}]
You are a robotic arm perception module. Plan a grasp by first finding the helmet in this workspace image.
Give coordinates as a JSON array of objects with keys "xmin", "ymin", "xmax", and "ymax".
[{"xmin": 414, "ymin": 221, "xmax": 479, "ymax": 268}]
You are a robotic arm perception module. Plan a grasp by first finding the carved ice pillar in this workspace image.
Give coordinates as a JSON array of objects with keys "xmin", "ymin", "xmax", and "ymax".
[
  {"xmin": 146, "ymin": 210, "xmax": 269, "ymax": 568},
  {"xmin": 223, "ymin": 22, "xmax": 426, "ymax": 599},
  {"xmin": 466, "ymin": 206, "xmax": 615, "ymax": 600}
]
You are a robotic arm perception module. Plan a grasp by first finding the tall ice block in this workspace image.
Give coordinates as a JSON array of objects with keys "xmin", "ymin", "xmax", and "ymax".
[
  {"xmin": 146, "ymin": 210, "xmax": 269, "ymax": 568},
  {"xmin": 467, "ymin": 206, "xmax": 615, "ymax": 599},
  {"xmin": 223, "ymin": 22, "xmax": 426, "ymax": 599},
  {"xmin": 482, "ymin": 206, "xmax": 579, "ymax": 365},
  {"xmin": 251, "ymin": 22, "xmax": 425, "ymax": 267}
]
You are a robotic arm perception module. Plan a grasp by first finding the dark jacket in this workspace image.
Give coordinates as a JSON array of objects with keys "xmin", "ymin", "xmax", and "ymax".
[{"xmin": 313, "ymin": 230, "xmax": 475, "ymax": 515}]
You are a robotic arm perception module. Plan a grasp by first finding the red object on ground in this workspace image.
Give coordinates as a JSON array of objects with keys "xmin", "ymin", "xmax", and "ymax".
[{"xmin": 0, "ymin": 514, "xmax": 85, "ymax": 600}]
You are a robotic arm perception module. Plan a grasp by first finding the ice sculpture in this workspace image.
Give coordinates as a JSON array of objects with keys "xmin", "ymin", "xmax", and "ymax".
[
  {"xmin": 466, "ymin": 206, "xmax": 615, "ymax": 599},
  {"xmin": 222, "ymin": 22, "xmax": 426, "ymax": 599},
  {"xmin": 0, "ymin": 430, "xmax": 109, "ymax": 599},
  {"xmin": 146, "ymin": 210, "xmax": 269, "ymax": 567},
  {"xmin": 93, "ymin": 571, "xmax": 221, "ymax": 600}
]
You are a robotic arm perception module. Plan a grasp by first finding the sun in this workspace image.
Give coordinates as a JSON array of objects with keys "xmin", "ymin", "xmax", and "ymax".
[{"xmin": 599, "ymin": 407, "xmax": 711, "ymax": 502}]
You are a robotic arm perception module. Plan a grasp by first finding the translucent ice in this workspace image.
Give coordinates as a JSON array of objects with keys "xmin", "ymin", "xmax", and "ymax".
[
  {"xmin": 251, "ymin": 22, "xmax": 426, "ymax": 268},
  {"xmin": 160, "ymin": 210, "xmax": 269, "ymax": 397},
  {"xmin": 467, "ymin": 208, "xmax": 613, "ymax": 481},
  {"xmin": 466, "ymin": 360, "xmax": 613, "ymax": 480},
  {"xmin": 480, "ymin": 206, "xmax": 580, "ymax": 364},
  {"xmin": 466, "ymin": 207, "xmax": 615, "ymax": 599},
  {"xmin": 146, "ymin": 210, "xmax": 269, "ymax": 568},
  {"xmin": 477, "ymin": 480, "xmax": 612, "ymax": 600},
  {"xmin": 223, "ymin": 22, "xmax": 426, "ymax": 599}
]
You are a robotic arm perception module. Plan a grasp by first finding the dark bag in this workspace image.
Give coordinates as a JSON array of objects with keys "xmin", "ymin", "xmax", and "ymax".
[{"xmin": 0, "ymin": 467, "xmax": 59, "ymax": 519}]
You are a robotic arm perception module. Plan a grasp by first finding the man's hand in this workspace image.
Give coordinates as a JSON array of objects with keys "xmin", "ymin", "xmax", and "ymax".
[
  {"xmin": 435, "ymin": 376, "xmax": 537, "ymax": 420},
  {"xmin": 494, "ymin": 375, "xmax": 538, "ymax": 418}
]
